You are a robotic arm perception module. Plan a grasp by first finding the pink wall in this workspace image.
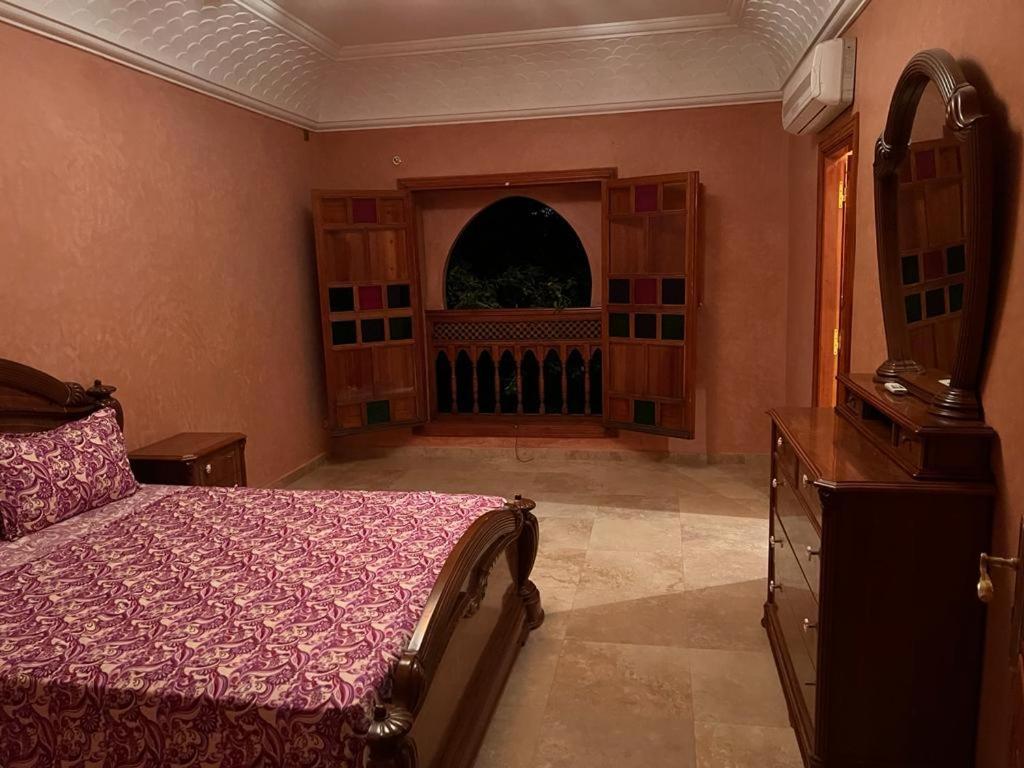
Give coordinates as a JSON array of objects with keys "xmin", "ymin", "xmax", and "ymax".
[
  {"xmin": 786, "ymin": 1, "xmax": 1024, "ymax": 762},
  {"xmin": 311, "ymin": 104, "xmax": 791, "ymax": 455},
  {"xmin": 0, "ymin": 23, "xmax": 327, "ymax": 486},
  {"xmin": 415, "ymin": 183, "xmax": 603, "ymax": 308}
]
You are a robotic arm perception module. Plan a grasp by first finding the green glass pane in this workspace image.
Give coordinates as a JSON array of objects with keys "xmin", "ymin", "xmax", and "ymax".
[
  {"xmin": 609, "ymin": 313, "xmax": 630, "ymax": 337},
  {"xmin": 904, "ymin": 294, "xmax": 922, "ymax": 324},
  {"xmin": 331, "ymin": 320, "xmax": 357, "ymax": 345},
  {"xmin": 949, "ymin": 282, "xmax": 964, "ymax": 312},
  {"xmin": 901, "ymin": 255, "xmax": 919, "ymax": 285},
  {"xmin": 634, "ymin": 399, "xmax": 656, "ymax": 426},
  {"xmin": 662, "ymin": 314, "xmax": 685, "ymax": 340},
  {"xmin": 366, "ymin": 400, "xmax": 390, "ymax": 425},
  {"xmin": 389, "ymin": 316, "xmax": 413, "ymax": 340},
  {"xmin": 329, "ymin": 286, "xmax": 354, "ymax": 312}
]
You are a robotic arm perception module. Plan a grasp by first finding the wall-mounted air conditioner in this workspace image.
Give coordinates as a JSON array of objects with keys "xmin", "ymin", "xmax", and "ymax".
[{"xmin": 782, "ymin": 38, "xmax": 856, "ymax": 135}]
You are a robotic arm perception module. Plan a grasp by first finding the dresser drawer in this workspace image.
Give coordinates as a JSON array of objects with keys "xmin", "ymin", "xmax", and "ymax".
[
  {"xmin": 771, "ymin": 511, "xmax": 819, "ymax": 722},
  {"xmin": 196, "ymin": 445, "xmax": 243, "ymax": 487},
  {"xmin": 794, "ymin": 458, "xmax": 823, "ymax": 526},
  {"xmin": 774, "ymin": 429, "xmax": 798, "ymax": 487},
  {"xmin": 774, "ymin": 477, "xmax": 821, "ymax": 597}
]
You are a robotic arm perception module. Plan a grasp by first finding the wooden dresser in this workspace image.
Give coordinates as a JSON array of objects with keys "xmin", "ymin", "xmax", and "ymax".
[{"xmin": 764, "ymin": 401, "xmax": 993, "ymax": 768}]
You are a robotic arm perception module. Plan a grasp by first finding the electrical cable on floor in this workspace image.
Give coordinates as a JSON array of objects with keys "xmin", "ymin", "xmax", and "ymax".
[{"xmin": 513, "ymin": 421, "xmax": 534, "ymax": 463}]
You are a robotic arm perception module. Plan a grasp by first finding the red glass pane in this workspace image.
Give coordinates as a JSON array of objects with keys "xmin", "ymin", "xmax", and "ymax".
[
  {"xmin": 923, "ymin": 250, "xmax": 944, "ymax": 280},
  {"xmin": 358, "ymin": 285, "xmax": 383, "ymax": 310},
  {"xmin": 352, "ymin": 198, "xmax": 378, "ymax": 223},
  {"xmin": 634, "ymin": 278, "xmax": 657, "ymax": 304},
  {"xmin": 915, "ymin": 149, "xmax": 936, "ymax": 180},
  {"xmin": 634, "ymin": 185, "xmax": 658, "ymax": 213}
]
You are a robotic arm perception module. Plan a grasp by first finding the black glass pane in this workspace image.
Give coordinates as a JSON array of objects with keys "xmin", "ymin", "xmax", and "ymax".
[
  {"xmin": 389, "ymin": 316, "xmax": 413, "ymax": 340},
  {"xmin": 635, "ymin": 314, "xmax": 657, "ymax": 339},
  {"xmin": 901, "ymin": 255, "xmax": 920, "ymax": 285},
  {"xmin": 435, "ymin": 353, "xmax": 453, "ymax": 413},
  {"xmin": 949, "ymin": 282, "xmax": 964, "ymax": 312},
  {"xmin": 609, "ymin": 313, "xmax": 630, "ymax": 338},
  {"xmin": 662, "ymin": 278, "xmax": 686, "ymax": 305},
  {"xmin": 329, "ymin": 286, "xmax": 354, "ymax": 312},
  {"xmin": 387, "ymin": 283, "xmax": 411, "ymax": 308},
  {"xmin": 609, "ymin": 279, "xmax": 630, "ymax": 304},
  {"xmin": 366, "ymin": 400, "xmax": 390, "ymax": 425},
  {"xmin": 662, "ymin": 314, "xmax": 685, "ymax": 340},
  {"xmin": 634, "ymin": 399, "xmax": 656, "ymax": 426},
  {"xmin": 904, "ymin": 294, "xmax": 922, "ymax": 324},
  {"xmin": 361, "ymin": 319, "xmax": 385, "ymax": 343},
  {"xmin": 925, "ymin": 288, "xmax": 946, "ymax": 318},
  {"xmin": 331, "ymin": 320, "xmax": 357, "ymax": 345},
  {"xmin": 946, "ymin": 244, "xmax": 966, "ymax": 275}
]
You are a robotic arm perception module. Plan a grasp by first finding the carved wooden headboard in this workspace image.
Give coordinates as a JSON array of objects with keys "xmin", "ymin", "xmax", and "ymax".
[{"xmin": 0, "ymin": 359, "xmax": 123, "ymax": 433}]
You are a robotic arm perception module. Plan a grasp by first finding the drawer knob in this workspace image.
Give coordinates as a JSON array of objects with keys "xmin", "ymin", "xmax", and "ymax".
[
  {"xmin": 769, "ymin": 579, "xmax": 782, "ymax": 593},
  {"xmin": 771, "ymin": 478, "xmax": 778, "ymax": 489},
  {"xmin": 806, "ymin": 546, "xmax": 820, "ymax": 560},
  {"xmin": 802, "ymin": 618, "xmax": 818, "ymax": 632},
  {"xmin": 204, "ymin": 463, "xmax": 212, "ymax": 475},
  {"xmin": 802, "ymin": 473, "xmax": 812, "ymax": 486},
  {"xmin": 769, "ymin": 535, "xmax": 784, "ymax": 548},
  {"xmin": 776, "ymin": 436, "xmax": 783, "ymax": 448}
]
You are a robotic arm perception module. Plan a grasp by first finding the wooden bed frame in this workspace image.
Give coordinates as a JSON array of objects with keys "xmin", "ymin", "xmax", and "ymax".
[{"xmin": 0, "ymin": 358, "xmax": 544, "ymax": 768}]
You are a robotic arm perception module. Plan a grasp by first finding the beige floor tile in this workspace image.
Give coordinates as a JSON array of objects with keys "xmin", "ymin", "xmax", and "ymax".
[
  {"xmin": 678, "ymin": 494, "xmax": 767, "ymax": 519},
  {"xmin": 539, "ymin": 518, "xmax": 594, "ymax": 552},
  {"xmin": 573, "ymin": 550, "xmax": 685, "ymax": 610},
  {"xmin": 680, "ymin": 513, "xmax": 769, "ymax": 591},
  {"xmin": 534, "ymin": 711, "xmax": 697, "ymax": 768},
  {"xmin": 533, "ymin": 500, "xmax": 599, "ymax": 519},
  {"xmin": 694, "ymin": 722, "xmax": 803, "ymax": 768},
  {"xmin": 546, "ymin": 640, "xmax": 693, "ymax": 719},
  {"xmin": 676, "ymin": 580, "xmax": 771, "ymax": 652},
  {"xmin": 589, "ymin": 511, "xmax": 682, "ymax": 553},
  {"xmin": 531, "ymin": 549, "xmax": 586, "ymax": 641},
  {"xmin": 689, "ymin": 649, "xmax": 791, "ymax": 727},
  {"xmin": 476, "ymin": 638, "xmax": 564, "ymax": 768},
  {"xmin": 566, "ymin": 591, "xmax": 690, "ymax": 647}
]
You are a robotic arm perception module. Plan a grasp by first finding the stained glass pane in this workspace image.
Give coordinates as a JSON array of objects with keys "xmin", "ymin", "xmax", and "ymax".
[
  {"xmin": 662, "ymin": 278, "xmax": 686, "ymax": 305},
  {"xmin": 331, "ymin": 320, "xmax": 357, "ymax": 345},
  {"xmin": 634, "ymin": 185, "xmax": 658, "ymax": 213},
  {"xmin": 366, "ymin": 400, "xmax": 390, "ymax": 424},
  {"xmin": 361, "ymin": 318, "xmax": 385, "ymax": 343},
  {"xmin": 634, "ymin": 399, "xmax": 656, "ymax": 426},
  {"xmin": 662, "ymin": 314, "xmax": 685, "ymax": 340},
  {"xmin": 926, "ymin": 288, "xmax": 946, "ymax": 318},
  {"xmin": 387, "ymin": 284, "xmax": 411, "ymax": 308},
  {"xmin": 905, "ymin": 294, "xmax": 923, "ymax": 324},
  {"xmin": 329, "ymin": 286, "xmax": 354, "ymax": 312},
  {"xmin": 635, "ymin": 314, "xmax": 657, "ymax": 339},
  {"xmin": 358, "ymin": 285, "xmax": 383, "ymax": 310},
  {"xmin": 609, "ymin": 313, "xmax": 630, "ymax": 338},
  {"xmin": 901, "ymin": 256, "xmax": 920, "ymax": 285},
  {"xmin": 609, "ymin": 279, "xmax": 630, "ymax": 304},
  {"xmin": 634, "ymin": 278, "xmax": 657, "ymax": 304},
  {"xmin": 946, "ymin": 245, "xmax": 966, "ymax": 275},
  {"xmin": 949, "ymin": 282, "xmax": 964, "ymax": 312},
  {"xmin": 389, "ymin": 316, "xmax": 413, "ymax": 340},
  {"xmin": 923, "ymin": 250, "xmax": 944, "ymax": 280},
  {"xmin": 352, "ymin": 198, "xmax": 378, "ymax": 224}
]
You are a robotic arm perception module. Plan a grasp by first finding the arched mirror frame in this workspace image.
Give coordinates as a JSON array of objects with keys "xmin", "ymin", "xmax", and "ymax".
[{"xmin": 873, "ymin": 49, "xmax": 993, "ymax": 420}]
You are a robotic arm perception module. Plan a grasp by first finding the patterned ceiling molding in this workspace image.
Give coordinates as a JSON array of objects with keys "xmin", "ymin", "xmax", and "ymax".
[{"xmin": 0, "ymin": 0, "xmax": 870, "ymax": 131}]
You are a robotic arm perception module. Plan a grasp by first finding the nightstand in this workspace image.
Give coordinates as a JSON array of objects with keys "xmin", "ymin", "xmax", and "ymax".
[{"xmin": 129, "ymin": 433, "xmax": 247, "ymax": 487}]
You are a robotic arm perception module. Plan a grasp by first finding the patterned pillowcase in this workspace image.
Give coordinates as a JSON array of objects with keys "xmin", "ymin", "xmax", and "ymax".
[{"xmin": 0, "ymin": 408, "xmax": 138, "ymax": 541}]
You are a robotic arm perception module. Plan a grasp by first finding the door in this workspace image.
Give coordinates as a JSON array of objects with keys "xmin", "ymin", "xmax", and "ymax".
[
  {"xmin": 603, "ymin": 172, "xmax": 699, "ymax": 437},
  {"xmin": 311, "ymin": 191, "xmax": 426, "ymax": 434},
  {"xmin": 813, "ymin": 113, "xmax": 858, "ymax": 407}
]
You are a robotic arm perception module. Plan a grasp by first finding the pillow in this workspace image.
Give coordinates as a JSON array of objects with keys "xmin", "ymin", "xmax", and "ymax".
[{"xmin": 0, "ymin": 408, "xmax": 138, "ymax": 540}]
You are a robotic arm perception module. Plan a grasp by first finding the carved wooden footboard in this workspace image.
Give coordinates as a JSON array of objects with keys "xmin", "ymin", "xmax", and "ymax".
[{"xmin": 367, "ymin": 495, "xmax": 544, "ymax": 768}]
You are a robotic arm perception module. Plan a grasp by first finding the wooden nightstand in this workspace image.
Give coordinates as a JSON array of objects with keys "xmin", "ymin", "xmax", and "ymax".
[{"xmin": 129, "ymin": 433, "xmax": 247, "ymax": 487}]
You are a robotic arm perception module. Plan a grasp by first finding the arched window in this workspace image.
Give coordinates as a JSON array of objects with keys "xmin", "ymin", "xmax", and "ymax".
[{"xmin": 445, "ymin": 196, "xmax": 591, "ymax": 309}]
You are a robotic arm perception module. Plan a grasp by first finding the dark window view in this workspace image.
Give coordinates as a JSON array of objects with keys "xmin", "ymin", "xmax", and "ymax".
[{"xmin": 445, "ymin": 196, "xmax": 591, "ymax": 309}]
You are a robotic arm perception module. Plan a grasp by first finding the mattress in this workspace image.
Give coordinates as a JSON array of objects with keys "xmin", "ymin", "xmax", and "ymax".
[{"xmin": 0, "ymin": 485, "xmax": 504, "ymax": 767}]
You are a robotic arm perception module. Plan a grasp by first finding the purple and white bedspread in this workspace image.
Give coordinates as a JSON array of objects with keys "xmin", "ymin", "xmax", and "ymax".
[{"xmin": 0, "ymin": 485, "xmax": 505, "ymax": 767}]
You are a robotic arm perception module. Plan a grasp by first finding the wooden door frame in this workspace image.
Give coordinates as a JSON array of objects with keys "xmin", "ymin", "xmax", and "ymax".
[
  {"xmin": 812, "ymin": 111, "xmax": 859, "ymax": 406},
  {"xmin": 397, "ymin": 167, "xmax": 617, "ymax": 433}
]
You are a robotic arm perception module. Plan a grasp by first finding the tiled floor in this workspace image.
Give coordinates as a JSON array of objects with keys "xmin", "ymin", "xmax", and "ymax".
[{"xmin": 289, "ymin": 448, "xmax": 802, "ymax": 768}]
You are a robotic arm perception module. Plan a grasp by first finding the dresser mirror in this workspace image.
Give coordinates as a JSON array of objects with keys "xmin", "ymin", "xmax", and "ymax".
[{"xmin": 872, "ymin": 49, "xmax": 993, "ymax": 420}]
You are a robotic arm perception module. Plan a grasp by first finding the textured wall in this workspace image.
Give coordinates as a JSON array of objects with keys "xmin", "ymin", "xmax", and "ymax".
[
  {"xmin": 311, "ymin": 103, "xmax": 791, "ymax": 455},
  {"xmin": 0, "ymin": 23, "xmax": 327, "ymax": 486},
  {"xmin": 786, "ymin": 1, "xmax": 1024, "ymax": 762}
]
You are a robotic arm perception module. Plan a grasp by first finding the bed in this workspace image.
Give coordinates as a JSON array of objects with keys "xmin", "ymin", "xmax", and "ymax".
[{"xmin": 0, "ymin": 359, "xmax": 544, "ymax": 768}]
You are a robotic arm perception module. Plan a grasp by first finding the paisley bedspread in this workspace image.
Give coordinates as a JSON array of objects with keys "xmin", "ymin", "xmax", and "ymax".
[{"xmin": 0, "ymin": 486, "xmax": 505, "ymax": 767}]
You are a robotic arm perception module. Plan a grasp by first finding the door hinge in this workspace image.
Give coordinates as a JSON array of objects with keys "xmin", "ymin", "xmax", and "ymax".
[
  {"xmin": 838, "ymin": 179, "xmax": 847, "ymax": 209},
  {"xmin": 832, "ymin": 328, "xmax": 840, "ymax": 357}
]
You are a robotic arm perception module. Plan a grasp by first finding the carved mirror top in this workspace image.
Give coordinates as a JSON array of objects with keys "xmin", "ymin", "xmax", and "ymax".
[{"xmin": 872, "ymin": 49, "xmax": 993, "ymax": 421}]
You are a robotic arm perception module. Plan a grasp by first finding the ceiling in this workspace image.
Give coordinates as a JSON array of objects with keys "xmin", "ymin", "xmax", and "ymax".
[
  {"xmin": 0, "ymin": 0, "xmax": 868, "ymax": 130},
  {"xmin": 274, "ymin": 0, "xmax": 737, "ymax": 48}
]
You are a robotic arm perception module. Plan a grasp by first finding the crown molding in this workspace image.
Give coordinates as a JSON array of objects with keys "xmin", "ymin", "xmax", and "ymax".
[
  {"xmin": 315, "ymin": 90, "xmax": 782, "ymax": 132},
  {"xmin": 0, "ymin": 2, "xmax": 321, "ymax": 129},
  {"xmin": 329, "ymin": 10, "xmax": 743, "ymax": 62},
  {"xmin": 234, "ymin": 0, "xmax": 343, "ymax": 59}
]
